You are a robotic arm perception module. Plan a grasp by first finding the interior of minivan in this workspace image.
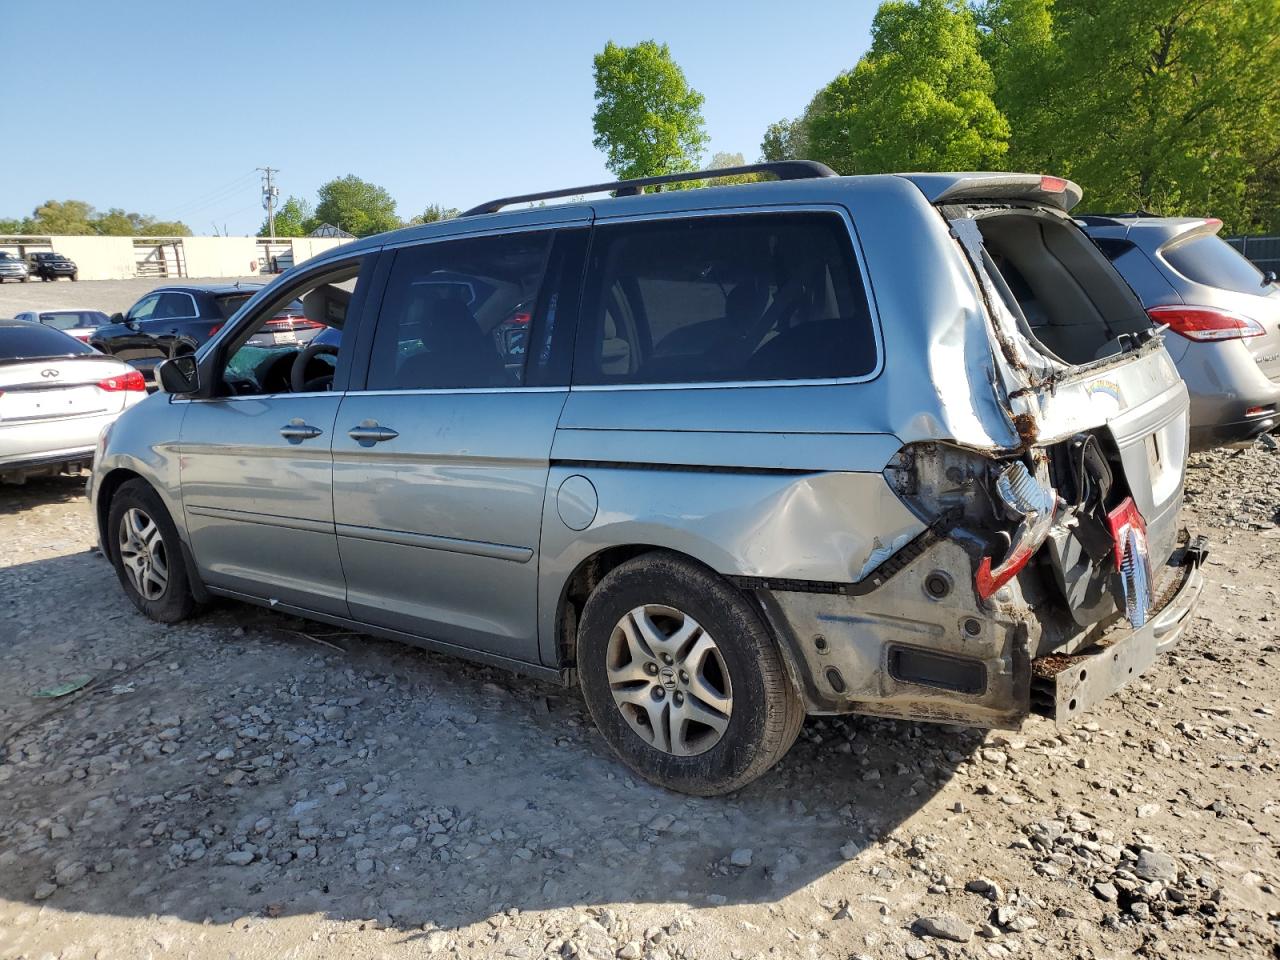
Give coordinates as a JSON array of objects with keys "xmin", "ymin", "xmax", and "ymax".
[{"xmin": 974, "ymin": 209, "xmax": 1153, "ymax": 365}]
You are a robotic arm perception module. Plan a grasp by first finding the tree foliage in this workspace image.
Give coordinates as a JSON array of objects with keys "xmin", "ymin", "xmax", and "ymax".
[
  {"xmin": 979, "ymin": 0, "xmax": 1280, "ymax": 231},
  {"xmin": 407, "ymin": 203, "xmax": 461, "ymax": 226},
  {"xmin": 312, "ymin": 175, "xmax": 400, "ymax": 237},
  {"xmin": 258, "ymin": 196, "xmax": 313, "ymax": 238},
  {"xmin": 0, "ymin": 199, "xmax": 191, "ymax": 236},
  {"xmin": 760, "ymin": 118, "xmax": 805, "ymax": 162},
  {"xmin": 592, "ymin": 40, "xmax": 709, "ymax": 181},
  {"xmin": 803, "ymin": 0, "xmax": 1009, "ymax": 174}
]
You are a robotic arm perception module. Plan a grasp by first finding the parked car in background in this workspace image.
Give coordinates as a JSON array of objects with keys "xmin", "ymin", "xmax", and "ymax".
[
  {"xmin": 0, "ymin": 251, "xmax": 29, "ymax": 282},
  {"xmin": 1081, "ymin": 215, "xmax": 1280, "ymax": 449},
  {"xmin": 13, "ymin": 309, "xmax": 110, "ymax": 344},
  {"xmin": 91, "ymin": 164, "xmax": 1205, "ymax": 795},
  {"xmin": 90, "ymin": 284, "xmax": 319, "ymax": 380},
  {"xmin": 26, "ymin": 252, "xmax": 78, "ymax": 281},
  {"xmin": 1, "ymin": 319, "xmax": 146, "ymax": 483}
]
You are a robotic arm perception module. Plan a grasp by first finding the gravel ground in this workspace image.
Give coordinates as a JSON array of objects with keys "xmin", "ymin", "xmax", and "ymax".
[
  {"xmin": 0, "ymin": 277, "xmax": 264, "ymax": 317},
  {"xmin": 0, "ymin": 447, "xmax": 1278, "ymax": 960}
]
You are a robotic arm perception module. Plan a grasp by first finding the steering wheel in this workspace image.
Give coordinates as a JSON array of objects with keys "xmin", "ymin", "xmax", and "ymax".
[{"xmin": 291, "ymin": 340, "xmax": 340, "ymax": 393}]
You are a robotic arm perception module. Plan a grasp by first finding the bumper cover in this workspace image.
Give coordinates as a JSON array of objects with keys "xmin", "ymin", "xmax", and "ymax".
[{"xmin": 1030, "ymin": 534, "xmax": 1208, "ymax": 723}]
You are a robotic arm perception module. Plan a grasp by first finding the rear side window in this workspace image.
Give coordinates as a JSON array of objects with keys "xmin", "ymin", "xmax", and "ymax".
[
  {"xmin": 153, "ymin": 292, "xmax": 197, "ymax": 319},
  {"xmin": 1162, "ymin": 233, "xmax": 1266, "ymax": 295},
  {"xmin": 575, "ymin": 212, "xmax": 877, "ymax": 385},
  {"xmin": 0, "ymin": 324, "xmax": 93, "ymax": 360},
  {"xmin": 1091, "ymin": 238, "xmax": 1135, "ymax": 262}
]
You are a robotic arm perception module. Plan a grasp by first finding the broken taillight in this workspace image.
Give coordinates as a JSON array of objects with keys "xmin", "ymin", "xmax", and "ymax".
[
  {"xmin": 974, "ymin": 461, "xmax": 1058, "ymax": 601},
  {"xmin": 1107, "ymin": 497, "xmax": 1153, "ymax": 627}
]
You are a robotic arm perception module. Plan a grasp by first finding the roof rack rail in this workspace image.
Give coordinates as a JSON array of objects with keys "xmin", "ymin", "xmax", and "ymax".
[{"xmin": 460, "ymin": 160, "xmax": 838, "ymax": 217}]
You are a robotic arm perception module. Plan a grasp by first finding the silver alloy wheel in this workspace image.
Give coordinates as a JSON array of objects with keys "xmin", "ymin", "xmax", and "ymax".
[
  {"xmin": 605, "ymin": 604, "xmax": 733, "ymax": 757},
  {"xmin": 118, "ymin": 507, "xmax": 169, "ymax": 601}
]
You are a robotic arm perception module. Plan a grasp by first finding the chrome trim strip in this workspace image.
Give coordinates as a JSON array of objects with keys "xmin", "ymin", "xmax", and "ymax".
[
  {"xmin": 335, "ymin": 522, "xmax": 533, "ymax": 563},
  {"xmin": 185, "ymin": 504, "xmax": 333, "ymax": 535}
]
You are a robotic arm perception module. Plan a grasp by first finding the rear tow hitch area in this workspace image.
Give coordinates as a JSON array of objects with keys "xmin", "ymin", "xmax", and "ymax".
[{"xmin": 1030, "ymin": 534, "xmax": 1208, "ymax": 723}]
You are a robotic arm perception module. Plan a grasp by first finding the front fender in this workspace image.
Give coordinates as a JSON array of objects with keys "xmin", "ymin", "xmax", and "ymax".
[{"xmin": 91, "ymin": 393, "xmax": 188, "ymax": 549}]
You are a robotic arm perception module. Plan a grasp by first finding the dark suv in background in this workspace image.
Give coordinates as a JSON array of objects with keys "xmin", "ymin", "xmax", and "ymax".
[
  {"xmin": 90, "ymin": 283, "xmax": 319, "ymax": 380},
  {"xmin": 26, "ymin": 252, "xmax": 78, "ymax": 281}
]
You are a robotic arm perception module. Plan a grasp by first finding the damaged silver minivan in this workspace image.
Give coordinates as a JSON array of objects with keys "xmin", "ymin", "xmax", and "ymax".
[{"xmin": 90, "ymin": 162, "xmax": 1206, "ymax": 795}]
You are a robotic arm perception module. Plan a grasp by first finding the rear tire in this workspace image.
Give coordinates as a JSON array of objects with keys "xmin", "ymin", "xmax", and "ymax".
[
  {"xmin": 107, "ymin": 479, "xmax": 196, "ymax": 623},
  {"xmin": 577, "ymin": 551, "xmax": 804, "ymax": 796}
]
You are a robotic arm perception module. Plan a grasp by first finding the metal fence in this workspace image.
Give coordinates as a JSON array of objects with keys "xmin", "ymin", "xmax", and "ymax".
[{"xmin": 1225, "ymin": 235, "xmax": 1280, "ymax": 276}]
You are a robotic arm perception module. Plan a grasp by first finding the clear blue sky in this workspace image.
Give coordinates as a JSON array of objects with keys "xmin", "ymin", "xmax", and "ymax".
[{"xmin": 2, "ymin": 1, "xmax": 876, "ymax": 236}]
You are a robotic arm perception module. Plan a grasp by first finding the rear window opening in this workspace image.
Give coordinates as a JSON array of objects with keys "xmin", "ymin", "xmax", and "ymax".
[{"xmin": 973, "ymin": 210, "xmax": 1152, "ymax": 365}]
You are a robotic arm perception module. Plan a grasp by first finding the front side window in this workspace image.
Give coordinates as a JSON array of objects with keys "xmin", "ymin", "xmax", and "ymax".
[
  {"xmin": 1162, "ymin": 233, "xmax": 1269, "ymax": 296},
  {"xmin": 575, "ymin": 212, "xmax": 877, "ymax": 386},
  {"xmin": 367, "ymin": 230, "xmax": 559, "ymax": 390},
  {"xmin": 215, "ymin": 259, "xmax": 365, "ymax": 397},
  {"xmin": 128, "ymin": 294, "xmax": 159, "ymax": 322}
]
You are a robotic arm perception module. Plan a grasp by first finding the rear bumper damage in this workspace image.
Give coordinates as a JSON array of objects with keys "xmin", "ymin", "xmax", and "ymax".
[
  {"xmin": 1030, "ymin": 534, "xmax": 1207, "ymax": 722},
  {"xmin": 751, "ymin": 529, "xmax": 1207, "ymax": 730}
]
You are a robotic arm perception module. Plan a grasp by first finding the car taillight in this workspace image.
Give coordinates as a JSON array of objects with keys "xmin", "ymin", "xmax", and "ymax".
[
  {"xmin": 1039, "ymin": 175, "xmax": 1068, "ymax": 193},
  {"xmin": 1147, "ymin": 304, "xmax": 1264, "ymax": 342},
  {"xmin": 98, "ymin": 369, "xmax": 147, "ymax": 392},
  {"xmin": 209, "ymin": 324, "xmax": 223, "ymax": 337},
  {"xmin": 974, "ymin": 461, "xmax": 1058, "ymax": 601}
]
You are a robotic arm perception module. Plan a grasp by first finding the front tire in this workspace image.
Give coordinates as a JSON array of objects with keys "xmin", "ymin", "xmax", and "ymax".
[
  {"xmin": 107, "ymin": 479, "xmax": 195, "ymax": 623},
  {"xmin": 577, "ymin": 551, "xmax": 804, "ymax": 796}
]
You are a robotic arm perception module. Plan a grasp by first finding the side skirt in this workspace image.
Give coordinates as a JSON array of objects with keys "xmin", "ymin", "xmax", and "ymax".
[{"xmin": 205, "ymin": 586, "xmax": 572, "ymax": 686}]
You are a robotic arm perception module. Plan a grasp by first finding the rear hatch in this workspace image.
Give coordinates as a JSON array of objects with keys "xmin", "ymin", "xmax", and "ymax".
[{"xmin": 907, "ymin": 174, "xmax": 1191, "ymax": 646}]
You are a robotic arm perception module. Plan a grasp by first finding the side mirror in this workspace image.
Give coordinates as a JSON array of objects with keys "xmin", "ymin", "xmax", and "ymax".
[
  {"xmin": 157, "ymin": 355, "xmax": 200, "ymax": 395},
  {"xmin": 110, "ymin": 312, "xmax": 125, "ymax": 324},
  {"xmin": 1264, "ymin": 270, "xmax": 1277, "ymax": 286}
]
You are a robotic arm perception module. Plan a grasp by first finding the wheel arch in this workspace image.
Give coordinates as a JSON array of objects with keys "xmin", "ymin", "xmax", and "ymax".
[
  {"xmin": 96, "ymin": 466, "xmax": 210, "ymax": 603},
  {"xmin": 549, "ymin": 544, "xmax": 804, "ymax": 698}
]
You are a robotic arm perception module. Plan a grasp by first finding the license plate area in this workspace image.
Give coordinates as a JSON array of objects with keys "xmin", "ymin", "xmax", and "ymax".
[{"xmin": 0, "ymin": 386, "xmax": 105, "ymax": 422}]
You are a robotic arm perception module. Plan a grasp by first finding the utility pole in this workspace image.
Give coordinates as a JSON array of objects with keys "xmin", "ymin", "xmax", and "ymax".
[{"xmin": 257, "ymin": 166, "xmax": 279, "ymax": 242}]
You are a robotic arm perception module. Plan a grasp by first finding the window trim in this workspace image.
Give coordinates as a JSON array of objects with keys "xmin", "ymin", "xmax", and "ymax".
[
  {"xmin": 351, "ymin": 225, "xmax": 584, "ymax": 395},
  {"xmin": 181, "ymin": 251, "xmax": 381, "ymax": 402},
  {"xmin": 570, "ymin": 204, "xmax": 885, "ymax": 392}
]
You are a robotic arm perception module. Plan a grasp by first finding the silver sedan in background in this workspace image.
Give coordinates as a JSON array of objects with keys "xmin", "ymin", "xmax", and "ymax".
[
  {"xmin": 0, "ymin": 319, "xmax": 147, "ymax": 483},
  {"xmin": 13, "ymin": 309, "xmax": 110, "ymax": 345},
  {"xmin": 1081, "ymin": 215, "xmax": 1280, "ymax": 450}
]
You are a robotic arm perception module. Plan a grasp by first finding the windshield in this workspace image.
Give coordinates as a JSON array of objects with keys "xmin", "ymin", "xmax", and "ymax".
[
  {"xmin": 0, "ymin": 324, "xmax": 95, "ymax": 361},
  {"xmin": 39, "ymin": 311, "xmax": 107, "ymax": 330},
  {"xmin": 1162, "ymin": 233, "xmax": 1269, "ymax": 296}
]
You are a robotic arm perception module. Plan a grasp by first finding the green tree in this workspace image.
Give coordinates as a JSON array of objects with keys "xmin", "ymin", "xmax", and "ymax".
[
  {"xmin": 0, "ymin": 218, "xmax": 27, "ymax": 234},
  {"xmin": 407, "ymin": 203, "xmax": 461, "ymax": 226},
  {"xmin": 591, "ymin": 40, "xmax": 709, "ymax": 182},
  {"xmin": 803, "ymin": 0, "xmax": 1009, "ymax": 174},
  {"xmin": 980, "ymin": 0, "xmax": 1280, "ymax": 232},
  {"xmin": 28, "ymin": 200, "xmax": 96, "ymax": 235},
  {"xmin": 312, "ymin": 175, "xmax": 400, "ymax": 237},
  {"xmin": 760, "ymin": 118, "xmax": 805, "ymax": 162},
  {"xmin": 137, "ymin": 218, "xmax": 192, "ymax": 237},
  {"xmin": 258, "ymin": 196, "xmax": 313, "ymax": 237},
  {"xmin": 706, "ymin": 151, "xmax": 763, "ymax": 186}
]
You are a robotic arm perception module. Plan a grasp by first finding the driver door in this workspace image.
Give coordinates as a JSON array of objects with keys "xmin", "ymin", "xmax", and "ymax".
[{"xmin": 178, "ymin": 253, "xmax": 379, "ymax": 617}]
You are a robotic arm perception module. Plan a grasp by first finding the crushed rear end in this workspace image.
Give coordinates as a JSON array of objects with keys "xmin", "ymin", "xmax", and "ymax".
[{"xmin": 764, "ymin": 173, "xmax": 1206, "ymax": 728}]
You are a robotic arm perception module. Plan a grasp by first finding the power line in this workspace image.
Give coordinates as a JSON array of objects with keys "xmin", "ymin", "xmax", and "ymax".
[{"xmin": 162, "ymin": 170, "xmax": 260, "ymax": 218}]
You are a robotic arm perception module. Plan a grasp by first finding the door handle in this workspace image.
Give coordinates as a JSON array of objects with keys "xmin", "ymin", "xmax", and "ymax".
[
  {"xmin": 280, "ymin": 419, "xmax": 323, "ymax": 442},
  {"xmin": 348, "ymin": 420, "xmax": 399, "ymax": 446}
]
